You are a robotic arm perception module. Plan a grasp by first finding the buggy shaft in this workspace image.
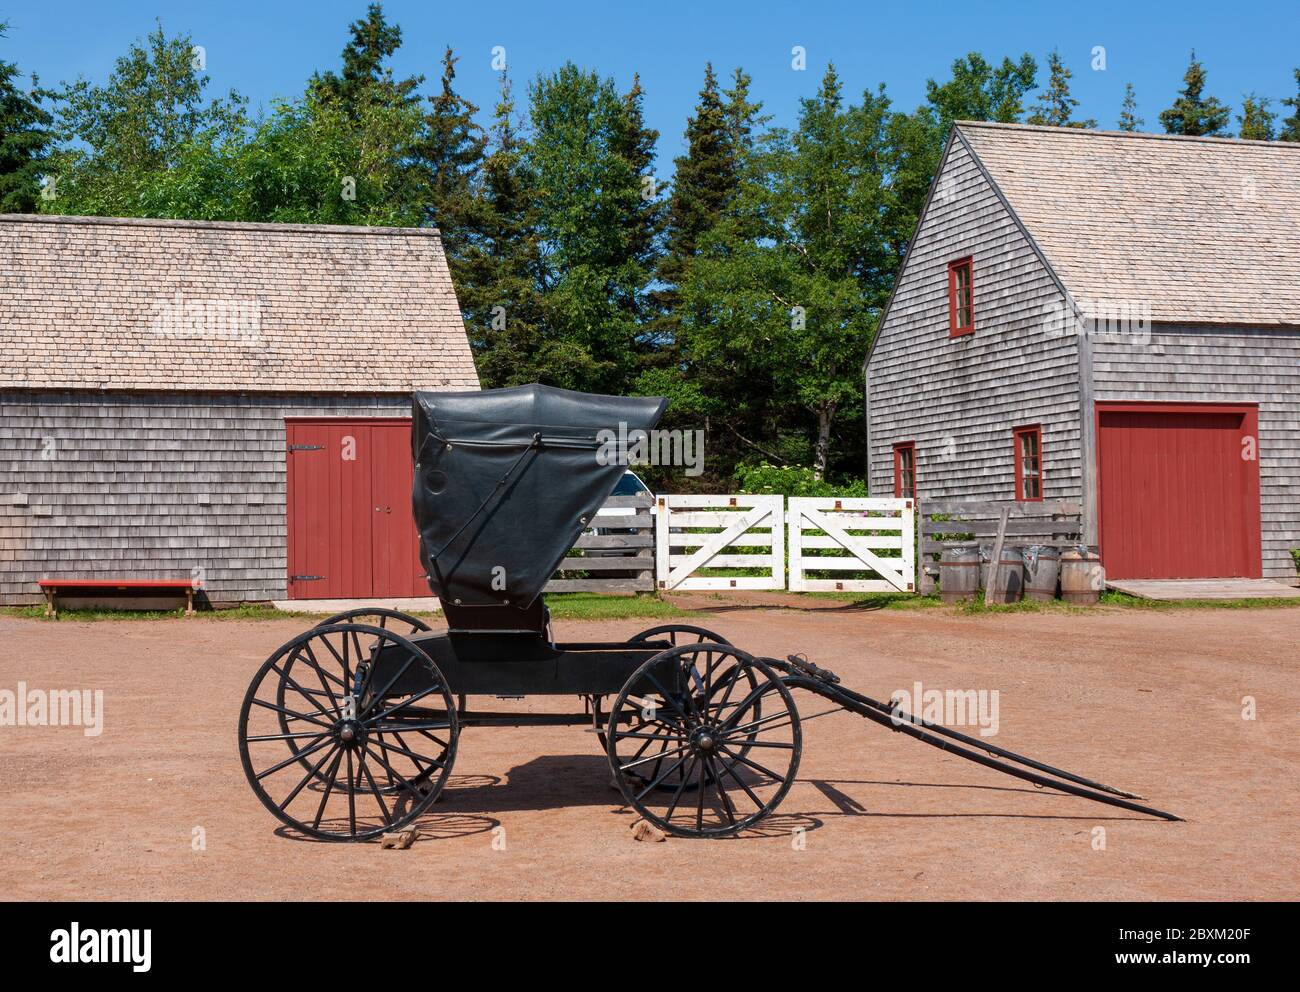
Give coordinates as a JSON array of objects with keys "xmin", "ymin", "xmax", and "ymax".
[{"xmin": 771, "ymin": 667, "xmax": 1182, "ymax": 822}]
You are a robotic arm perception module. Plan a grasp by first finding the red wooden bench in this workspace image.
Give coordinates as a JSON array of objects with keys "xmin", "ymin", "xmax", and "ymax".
[{"xmin": 37, "ymin": 578, "xmax": 199, "ymax": 619}]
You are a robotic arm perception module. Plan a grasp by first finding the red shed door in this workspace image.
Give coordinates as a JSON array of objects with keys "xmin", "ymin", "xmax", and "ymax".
[
  {"xmin": 1097, "ymin": 404, "xmax": 1261, "ymax": 580},
  {"xmin": 286, "ymin": 420, "xmax": 427, "ymax": 599}
]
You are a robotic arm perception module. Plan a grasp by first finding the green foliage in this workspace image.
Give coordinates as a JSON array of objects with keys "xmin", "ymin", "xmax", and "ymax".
[
  {"xmin": 1160, "ymin": 52, "xmax": 1231, "ymax": 136},
  {"xmin": 1281, "ymin": 70, "xmax": 1300, "ymax": 142},
  {"xmin": 734, "ymin": 462, "xmax": 868, "ymax": 498},
  {"xmin": 1290, "ymin": 548, "xmax": 1300, "ymax": 572},
  {"xmin": 1237, "ymin": 94, "xmax": 1276, "ymax": 140},
  {"xmin": 1118, "ymin": 83, "xmax": 1143, "ymax": 131},
  {"xmin": 925, "ymin": 51, "xmax": 1038, "ymax": 131},
  {"xmin": 309, "ymin": 2, "xmax": 421, "ymax": 114},
  {"xmin": 0, "ymin": 21, "xmax": 53, "ymax": 212},
  {"xmin": 1026, "ymin": 50, "xmax": 1096, "ymax": 128},
  {"xmin": 44, "ymin": 22, "xmax": 247, "ymax": 215}
]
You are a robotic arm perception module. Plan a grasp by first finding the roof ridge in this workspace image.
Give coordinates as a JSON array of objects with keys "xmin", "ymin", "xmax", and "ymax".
[
  {"xmin": 955, "ymin": 120, "xmax": 1300, "ymax": 150},
  {"xmin": 0, "ymin": 213, "xmax": 444, "ymax": 236}
]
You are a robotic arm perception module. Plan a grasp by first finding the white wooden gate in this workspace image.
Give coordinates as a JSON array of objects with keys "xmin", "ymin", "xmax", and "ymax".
[
  {"xmin": 654, "ymin": 495, "xmax": 784, "ymax": 591},
  {"xmin": 787, "ymin": 497, "xmax": 915, "ymax": 593}
]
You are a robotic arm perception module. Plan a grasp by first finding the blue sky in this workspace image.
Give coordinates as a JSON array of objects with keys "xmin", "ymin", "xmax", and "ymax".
[{"xmin": 5, "ymin": 0, "xmax": 1298, "ymax": 174}]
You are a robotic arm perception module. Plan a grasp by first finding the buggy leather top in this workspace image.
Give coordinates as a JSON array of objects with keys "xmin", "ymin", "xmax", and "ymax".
[{"xmin": 411, "ymin": 384, "xmax": 667, "ymax": 608}]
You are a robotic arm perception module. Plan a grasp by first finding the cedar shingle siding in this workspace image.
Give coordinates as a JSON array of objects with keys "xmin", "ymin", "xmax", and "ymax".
[
  {"xmin": 0, "ymin": 215, "xmax": 479, "ymax": 605},
  {"xmin": 865, "ymin": 135, "xmax": 1082, "ymax": 505},
  {"xmin": 866, "ymin": 123, "xmax": 1300, "ymax": 581}
]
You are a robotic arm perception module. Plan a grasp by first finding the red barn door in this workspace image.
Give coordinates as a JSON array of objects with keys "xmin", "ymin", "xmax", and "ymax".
[
  {"xmin": 286, "ymin": 419, "xmax": 427, "ymax": 599},
  {"xmin": 1096, "ymin": 404, "xmax": 1261, "ymax": 580}
]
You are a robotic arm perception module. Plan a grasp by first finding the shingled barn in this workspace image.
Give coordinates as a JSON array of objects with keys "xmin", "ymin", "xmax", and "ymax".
[
  {"xmin": 0, "ymin": 214, "xmax": 479, "ymax": 607},
  {"xmin": 864, "ymin": 124, "xmax": 1300, "ymax": 584}
]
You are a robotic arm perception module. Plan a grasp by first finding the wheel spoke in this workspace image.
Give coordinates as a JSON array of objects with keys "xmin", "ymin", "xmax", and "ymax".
[
  {"xmin": 250, "ymin": 697, "xmax": 334, "ymax": 730},
  {"xmin": 357, "ymin": 751, "xmax": 393, "ymax": 826},
  {"xmin": 269, "ymin": 662, "xmax": 338, "ymax": 722},
  {"xmin": 256, "ymin": 734, "xmax": 332, "ymax": 781},
  {"xmin": 708, "ymin": 756, "xmax": 737, "ymax": 825},
  {"xmin": 279, "ymin": 743, "xmax": 340, "ymax": 811},
  {"xmin": 312, "ymin": 748, "xmax": 346, "ymax": 831}
]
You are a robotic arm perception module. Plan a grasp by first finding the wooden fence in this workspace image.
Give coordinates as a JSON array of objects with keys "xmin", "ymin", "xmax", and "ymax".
[
  {"xmin": 917, "ymin": 498, "xmax": 1083, "ymax": 594},
  {"xmin": 788, "ymin": 497, "xmax": 915, "ymax": 593},
  {"xmin": 546, "ymin": 493, "xmax": 655, "ymax": 593},
  {"xmin": 654, "ymin": 494, "xmax": 785, "ymax": 591}
]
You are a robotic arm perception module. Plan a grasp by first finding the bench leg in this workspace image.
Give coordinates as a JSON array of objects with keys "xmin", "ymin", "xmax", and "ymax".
[
  {"xmin": 185, "ymin": 588, "xmax": 195, "ymax": 617},
  {"xmin": 44, "ymin": 588, "xmax": 57, "ymax": 620}
]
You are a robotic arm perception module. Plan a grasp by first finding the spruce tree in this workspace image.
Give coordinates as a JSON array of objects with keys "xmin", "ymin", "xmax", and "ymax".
[
  {"xmin": 0, "ymin": 22, "xmax": 53, "ymax": 212},
  {"xmin": 459, "ymin": 72, "xmax": 544, "ymax": 387},
  {"xmin": 652, "ymin": 66, "xmax": 734, "ymax": 346},
  {"xmin": 1236, "ymin": 94, "xmax": 1276, "ymax": 140},
  {"xmin": 1118, "ymin": 83, "xmax": 1143, "ymax": 131},
  {"xmin": 310, "ymin": 3, "xmax": 421, "ymax": 114},
  {"xmin": 414, "ymin": 47, "xmax": 486, "ymax": 260},
  {"xmin": 1159, "ymin": 52, "xmax": 1231, "ymax": 136},
  {"xmin": 1279, "ymin": 69, "xmax": 1300, "ymax": 142},
  {"xmin": 612, "ymin": 73, "xmax": 665, "ymax": 329},
  {"xmin": 1026, "ymin": 49, "xmax": 1097, "ymax": 128}
]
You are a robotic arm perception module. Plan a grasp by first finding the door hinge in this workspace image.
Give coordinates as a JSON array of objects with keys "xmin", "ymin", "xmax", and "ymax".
[
  {"xmin": 290, "ymin": 574, "xmax": 324, "ymax": 581},
  {"xmin": 288, "ymin": 444, "xmax": 325, "ymax": 452}
]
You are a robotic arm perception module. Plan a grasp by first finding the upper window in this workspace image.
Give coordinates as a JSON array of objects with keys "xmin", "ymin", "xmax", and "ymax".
[
  {"xmin": 1013, "ymin": 426, "xmax": 1043, "ymax": 501},
  {"xmin": 948, "ymin": 257, "xmax": 974, "ymax": 337},
  {"xmin": 893, "ymin": 442, "xmax": 916, "ymax": 499}
]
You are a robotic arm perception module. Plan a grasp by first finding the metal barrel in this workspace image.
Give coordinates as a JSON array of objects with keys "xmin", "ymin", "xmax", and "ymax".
[
  {"xmin": 983, "ymin": 545, "xmax": 1025, "ymax": 603},
  {"xmin": 1060, "ymin": 546, "xmax": 1104, "ymax": 605},
  {"xmin": 1022, "ymin": 544, "xmax": 1062, "ymax": 601},
  {"xmin": 938, "ymin": 545, "xmax": 980, "ymax": 602}
]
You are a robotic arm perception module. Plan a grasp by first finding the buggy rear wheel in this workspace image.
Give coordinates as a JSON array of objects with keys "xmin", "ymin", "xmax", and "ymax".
[
  {"xmin": 315, "ymin": 607, "xmax": 432, "ymax": 636},
  {"xmin": 239, "ymin": 623, "xmax": 459, "ymax": 842},
  {"xmin": 607, "ymin": 643, "xmax": 801, "ymax": 838},
  {"xmin": 629, "ymin": 624, "xmax": 731, "ymax": 647}
]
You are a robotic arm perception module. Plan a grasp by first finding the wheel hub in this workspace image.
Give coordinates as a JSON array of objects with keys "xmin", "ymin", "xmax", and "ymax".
[
  {"xmin": 691, "ymin": 725, "xmax": 720, "ymax": 753},
  {"xmin": 335, "ymin": 719, "xmax": 366, "ymax": 749}
]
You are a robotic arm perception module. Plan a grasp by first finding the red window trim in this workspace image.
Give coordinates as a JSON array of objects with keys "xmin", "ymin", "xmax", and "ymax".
[
  {"xmin": 947, "ymin": 256, "xmax": 974, "ymax": 337},
  {"xmin": 1012, "ymin": 424, "xmax": 1043, "ymax": 501},
  {"xmin": 892, "ymin": 441, "xmax": 916, "ymax": 499}
]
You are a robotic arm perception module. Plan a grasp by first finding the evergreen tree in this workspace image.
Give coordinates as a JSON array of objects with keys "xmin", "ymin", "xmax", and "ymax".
[
  {"xmin": 650, "ymin": 65, "xmax": 735, "ymax": 353},
  {"xmin": 1026, "ymin": 50, "xmax": 1096, "ymax": 128},
  {"xmin": 612, "ymin": 73, "xmax": 665, "ymax": 330},
  {"xmin": 310, "ymin": 3, "xmax": 421, "ymax": 114},
  {"xmin": 413, "ymin": 47, "xmax": 486, "ymax": 259},
  {"xmin": 0, "ymin": 22, "xmax": 53, "ymax": 212},
  {"xmin": 1118, "ymin": 82, "xmax": 1143, "ymax": 131},
  {"xmin": 1237, "ymin": 94, "xmax": 1276, "ymax": 140},
  {"xmin": 459, "ymin": 72, "xmax": 545, "ymax": 387},
  {"xmin": 1278, "ymin": 69, "xmax": 1300, "ymax": 142},
  {"xmin": 1159, "ymin": 52, "xmax": 1231, "ymax": 136}
]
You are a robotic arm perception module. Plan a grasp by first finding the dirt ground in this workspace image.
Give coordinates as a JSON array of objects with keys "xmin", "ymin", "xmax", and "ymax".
[{"xmin": 2, "ymin": 601, "xmax": 1297, "ymax": 901}]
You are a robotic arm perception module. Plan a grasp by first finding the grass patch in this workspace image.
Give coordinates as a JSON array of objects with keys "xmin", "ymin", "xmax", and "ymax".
[
  {"xmin": 0, "ymin": 603, "xmax": 321, "ymax": 622},
  {"xmin": 543, "ymin": 592, "xmax": 698, "ymax": 621},
  {"xmin": 2, "ymin": 594, "xmax": 694, "ymax": 624}
]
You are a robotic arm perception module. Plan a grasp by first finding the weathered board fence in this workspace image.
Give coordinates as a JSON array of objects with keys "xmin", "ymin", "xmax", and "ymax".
[
  {"xmin": 546, "ymin": 493, "xmax": 655, "ymax": 593},
  {"xmin": 788, "ymin": 497, "xmax": 915, "ymax": 593},
  {"xmin": 917, "ymin": 498, "xmax": 1083, "ymax": 595}
]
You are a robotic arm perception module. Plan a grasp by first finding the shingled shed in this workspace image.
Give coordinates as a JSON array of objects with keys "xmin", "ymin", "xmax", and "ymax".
[
  {"xmin": 864, "ymin": 123, "xmax": 1300, "ymax": 582},
  {"xmin": 0, "ymin": 214, "xmax": 479, "ymax": 606}
]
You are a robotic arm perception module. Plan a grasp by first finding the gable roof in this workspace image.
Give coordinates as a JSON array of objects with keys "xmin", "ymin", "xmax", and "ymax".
[
  {"xmin": 0, "ymin": 214, "xmax": 480, "ymax": 393},
  {"xmin": 956, "ymin": 122, "xmax": 1300, "ymax": 327}
]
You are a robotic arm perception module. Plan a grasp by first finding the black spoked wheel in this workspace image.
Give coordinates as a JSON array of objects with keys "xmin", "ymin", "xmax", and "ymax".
[
  {"xmin": 600, "ymin": 624, "xmax": 738, "ymax": 778},
  {"xmin": 629, "ymin": 624, "xmax": 731, "ymax": 647},
  {"xmin": 315, "ymin": 608, "xmax": 432, "ymax": 636},
  {"xmin": 239, "ymin": 623, "xmax": 458, "ymax": 842},
  {"xmin": 607, "ymin": 643, "xmax": 801, "ymax": 838},
  {"xmin": 308, "ymin": 609, "xmax": 465, "ymax": 719}
]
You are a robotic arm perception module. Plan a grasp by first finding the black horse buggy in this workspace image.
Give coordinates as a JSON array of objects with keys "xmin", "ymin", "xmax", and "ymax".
[{"xmin": 238, "ymin": 385, "xmax": 1179, "ymax": 840}]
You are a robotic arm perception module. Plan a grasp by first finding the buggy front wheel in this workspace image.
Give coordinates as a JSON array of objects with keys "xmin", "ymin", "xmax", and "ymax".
[{"xmin": 239, "ymin": 623, "xmax": 459, "ymax": 842}]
